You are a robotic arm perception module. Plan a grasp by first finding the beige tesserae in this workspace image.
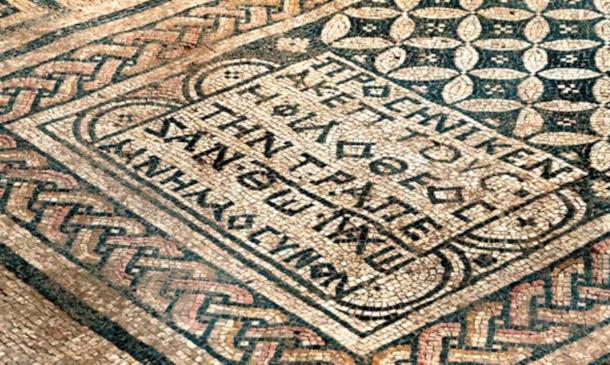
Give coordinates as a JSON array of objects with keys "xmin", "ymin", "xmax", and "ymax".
[{"xmin": 1, "ymin": 0, "xmax": 610, "ymax": 363}]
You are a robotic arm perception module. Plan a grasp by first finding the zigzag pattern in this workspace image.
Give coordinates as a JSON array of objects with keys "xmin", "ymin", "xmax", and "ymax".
[
  {"xmin": 0, "ymin": 0, "xmax": 329, "ymax": 124},
  {"xmin": 372, "ymin": 240, "xmax": 610, "ymax": 364},
  {"xmin": 0, "ymin": 134, "xmax": 354, "ymax": 364}
]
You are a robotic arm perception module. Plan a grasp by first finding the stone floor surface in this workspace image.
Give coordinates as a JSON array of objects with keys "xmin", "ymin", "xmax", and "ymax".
[{"xmin": 0, "ymin": 0, "xmax": 609, "ymax": 363}]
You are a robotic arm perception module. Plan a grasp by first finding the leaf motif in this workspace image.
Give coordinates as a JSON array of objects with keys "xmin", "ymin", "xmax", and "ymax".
[
  {"xmin": 457, "ymin": 15, "xmax": 482, "ymax": 42},
  {"xmin": 390, "ymin": 14, "xmax": 415, "ymax": 42},
  {"xmin": 517, "ymin": 76, "xmax": 544, "ymax": 103},
  {"xmin": 442, "ymin": 75, "xmax": 473, "ymax": 104},
  {"xmin": 477, "ymin": 7, "xmax": 534, "ymax": 21},
  {"xmin": 594, "ymin": 0, "xmax": 610, "ymax": 14},
  {"xmin": 524, "ymin": 16, "xmax": 549, "ymax": 44},
  {"xmin": 321, "ymin": 14, "xmax": 351, "ymax": 44},
  {"xmin": 538, "ymin": 68, "xmax": 601, "ymax": 80},
  {"xmin": 344, "ymin": 7, "xmax": 401, "ymax": 19},
  {"xmin": 459, "ymin": 0, "xmax": 483, "ymax": 11},
  {"xmin": 541, "ymin": 39, "xmax": 601, "ymax": 51},
  {"xmin": 528, "ymin": 132, "xmax": 599, "ymax": 146},
  {"xmin": 332, "ymin": 37, "xmax": 393, "ymax": 49},
  {"xmin": 522, "ymin": 47, "xmax": 548, "ymax": 73},
  {"xmin": 590, "ymin": 141, "xmax": 610, "ymax": 172},
  {"xmin": 596, "ymin": 46, "xmax": 610, "ymax": 72},
  {"xmin": 394, "ymin": 0, "xmax": 421, "ymax": 12},
  {"xmin": 514, "ymin": 107, "xmax": 544, "ymax": 138},
  {"xmin": 593, "ymin": 77, "xmax": 610, "ymax": 104},
  {"xmin": 524, "ymin": 0, "xmax": 549, "ymax": 12},
  {"xmin": 544, "ymin": 9, "xmax": 602, "ymax": 20},
  {"xmin": 469, "ymin": 68, "xmax": 528, "ymax": 80},
  {"xmin": 457, "ymin": 98, "xmax": 522, "ymax": 112},
  {"xmin": 375, "ymin": 47, "xmax": 406, "ymax": 74},
  {"xmin": 591, "ymin": 108, "xmax": 610, "ymax": 136},
  {"xmin": 535, "ymin": 100, "xmax": 597, "ymax": 112},
  {"xmin": 473, "ymin": 39, "xmax": 530, "ymax": 51},
  {"xmin": 595, "ymin": 19, "xmax": 610, "ymax": 41},
  {"xmin": 454, "ymin": 45, "xmax": 479, "ymax": 71},
  {"xmin": 410, "ymin": 7, "xmax": 468, "ymax": 19},
  {"xmin": 404, "ymin": 37, "xmax": 462, "ymax": 49},
  {"xmin": 389, "ymin": 66, "xmax": 459, "ymax": 81}
]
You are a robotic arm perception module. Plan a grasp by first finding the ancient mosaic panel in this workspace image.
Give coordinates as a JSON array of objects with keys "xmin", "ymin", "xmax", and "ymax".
[{"xmin": 1, "ymin": 0, "xmax": 610, "ymax": 364}]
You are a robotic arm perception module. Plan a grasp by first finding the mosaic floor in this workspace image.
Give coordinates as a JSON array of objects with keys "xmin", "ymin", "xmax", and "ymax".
[{"xmin": 1, "ymin": 0, "xmax": 610, "ymax": 363}]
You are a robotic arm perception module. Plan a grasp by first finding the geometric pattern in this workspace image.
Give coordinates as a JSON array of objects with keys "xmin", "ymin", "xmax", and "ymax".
[
  {"xmin": 322, "ymin": 0, "xmax": 610, "ymax": 175},
  {"xmin": 374, "ymin": 237, "xmax": 610, "ymax": 364},
  {"xmin": 1, "ymin": 0, "xmax": 610, "ymax": 363},
  {"xmin": 1, "ymin": 126, "xmax": 609, "ymax": 362},
  {"xmin": 0, "ymin": 131, "xmax": 354, "ymax": 363},
  {"xmin": 40, "ymin": 46, "xmax": 609, "ymax": 348},
  {"xmin": 0, "ymin": 0, "xmax": 332, "ymax": 123}
]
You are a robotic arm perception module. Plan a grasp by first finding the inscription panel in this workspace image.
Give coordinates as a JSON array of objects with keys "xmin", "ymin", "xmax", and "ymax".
[{"xmin": 64, "ymin": 53, "xmax": 586, "ymax": 332}]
